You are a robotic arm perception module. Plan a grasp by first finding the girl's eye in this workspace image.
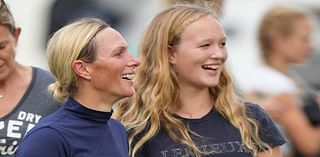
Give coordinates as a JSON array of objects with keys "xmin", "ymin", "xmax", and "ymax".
[
  {"xmin": 220, "ymin": 41, "xmax": 227, "ymax": 48},
  {"xmin": 0, "ymin": 43, "xmax": 6, "ymax": 50}
]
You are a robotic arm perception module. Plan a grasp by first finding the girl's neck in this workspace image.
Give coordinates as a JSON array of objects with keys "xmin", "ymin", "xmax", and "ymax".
[{"xmin": 176, "ymin": 88, "xmax": 213, "ymax": 119}]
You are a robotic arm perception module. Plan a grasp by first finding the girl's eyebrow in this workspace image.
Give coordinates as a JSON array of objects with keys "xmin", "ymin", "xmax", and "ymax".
[{"xmin": 0, "ymin": 40, "xmax": 9, "ymax": 44}]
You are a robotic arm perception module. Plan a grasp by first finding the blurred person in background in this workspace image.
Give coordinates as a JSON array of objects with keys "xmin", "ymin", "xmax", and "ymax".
[
  {"xmin": 47, "ymin": 0, "xmax": 129, "ymax": 41},
  {"xmin": 243, "ymin": 5, "xmax": 320, "ymax": 157},
  {"xmin": 15, "ymin": 18, "xmax": 140, "ymax": 157},
  {"xmin": 164, "ymin": 0, "xmax": 224, "ymax": 17},
  {"xmin": 114, "ymin": 4, "xmax": 285, "ymax": 157},
  {"xmin": 0, "ymin": 0, "xmax": 61, "ymax": 156}
]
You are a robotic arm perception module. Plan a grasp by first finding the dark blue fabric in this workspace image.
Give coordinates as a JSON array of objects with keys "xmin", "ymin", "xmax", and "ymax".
[
  {"xmin": 135, "ymin": 103, "xmax": 286, "ymax": 157},
  {"xmin": 15, "ymin": 98, "xmax": 129, "ymax": 157}
]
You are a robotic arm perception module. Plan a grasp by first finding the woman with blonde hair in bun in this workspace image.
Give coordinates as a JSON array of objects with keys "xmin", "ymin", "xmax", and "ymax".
[{"xmin": 15, "ymin": 18, "xmax": 140, "ymax": 157}]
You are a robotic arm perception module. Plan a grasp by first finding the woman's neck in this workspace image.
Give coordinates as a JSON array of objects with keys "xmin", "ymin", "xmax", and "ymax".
[
  {"xmin": 0, "ymin": 63, "xmax": 31, "ymax": 91},
  {"xmin": 73, "ymin": 85, "xmax": 114, "ymax": 112},
  {"xmin": 266, "ymin": 55, "xmax": 289, "ymax": 75}
]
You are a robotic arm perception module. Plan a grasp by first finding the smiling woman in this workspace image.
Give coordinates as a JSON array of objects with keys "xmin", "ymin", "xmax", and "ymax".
[{"xmin": 14, "ymin": 18, "xmax": 140, "ymax": 157}]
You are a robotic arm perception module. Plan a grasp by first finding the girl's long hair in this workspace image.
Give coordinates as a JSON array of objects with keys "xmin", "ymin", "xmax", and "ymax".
[{"xmin": 114, "ymin": 4, "xmax": 270, "ymax": 157}]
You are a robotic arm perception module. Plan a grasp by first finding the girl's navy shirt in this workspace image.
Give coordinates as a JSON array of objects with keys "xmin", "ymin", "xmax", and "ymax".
[{"xmin": 135, "ymin": 103, "xmax": 286, "ymax": 157}]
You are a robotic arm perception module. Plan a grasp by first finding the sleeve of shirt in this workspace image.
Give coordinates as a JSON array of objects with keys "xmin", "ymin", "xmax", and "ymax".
[
  {"xmin": 15, "ymin": 127, "xmax": 68, "ymax": 157},
  {"xmin": 245, "ymin": 103, "xmax": 287, "ymax": 148}
]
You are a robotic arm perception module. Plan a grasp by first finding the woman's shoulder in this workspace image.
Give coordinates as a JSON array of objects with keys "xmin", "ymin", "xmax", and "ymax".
[
  {"xmin": 15, "ymin": 126, "xmax": 68, "ymax": 156},
  {"xmin": 32, "ymin": 67, "xmax": 54, "ymax": 79},
  {"xmin": 109, "ymin": 118, "xmax": 126, "ymax": 130},
  {"xmin": 242, "ymin": 65, "xmax": 298, "ymax": 94}
]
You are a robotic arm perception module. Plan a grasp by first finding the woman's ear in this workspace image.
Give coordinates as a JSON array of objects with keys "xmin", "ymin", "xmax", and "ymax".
[
  {"xmin": 13, "ymin": 27, "xmax": 21, "ymax": 45},
  {"xmin": 270, "ymin": 34, "xmax": 287, "ymax": 51},
  {"xmin": 71, "ymin": 60, "xmax": 91, "ymax": 80},
  {"xmin": 168, "ymin": 46, "xmax": 177, "ymax": 64}
]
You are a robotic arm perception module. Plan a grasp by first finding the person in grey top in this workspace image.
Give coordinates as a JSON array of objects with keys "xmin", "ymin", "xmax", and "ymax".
[{"xmin": 0, "ymin": 1, "xmax": 61, "ymax": 156}]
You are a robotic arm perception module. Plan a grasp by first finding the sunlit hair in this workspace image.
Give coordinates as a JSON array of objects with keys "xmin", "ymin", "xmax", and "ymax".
[
  {"xmin": 0, "ymin": 0, "xmax": 16, "ymax": 34},
  {"xmin": 258, "ymin": 5, "xmax": 312, "ymax": 63},
  {"xmin": 47, "ymin": 18, "xmax": 110, "ymax": 102},
  {"xmin": 164, "ymin": 0, "xmax": 224, "ymax": 17},
  {"xmin": 114, "ymin": 4, "xmax": 270, "ymax": 157}
]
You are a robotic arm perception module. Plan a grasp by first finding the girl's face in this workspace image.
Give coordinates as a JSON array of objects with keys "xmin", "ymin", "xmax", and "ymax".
[
  {"xmin": 0, "ymin": 25, "xmax": 19, "ymax": 82},
  {"xmin": 169, "ymin": 15, "xmax": 228, "ymax": 91}
]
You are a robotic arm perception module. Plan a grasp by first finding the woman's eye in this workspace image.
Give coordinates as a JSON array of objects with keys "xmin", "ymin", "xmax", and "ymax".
[
  {"xmin": 114, "ymin": 51, "xmax": 124, "ymax": 57},
  {"xmin": 200, "ymin": 43, "xmax": 210, "ymax": 48}
]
